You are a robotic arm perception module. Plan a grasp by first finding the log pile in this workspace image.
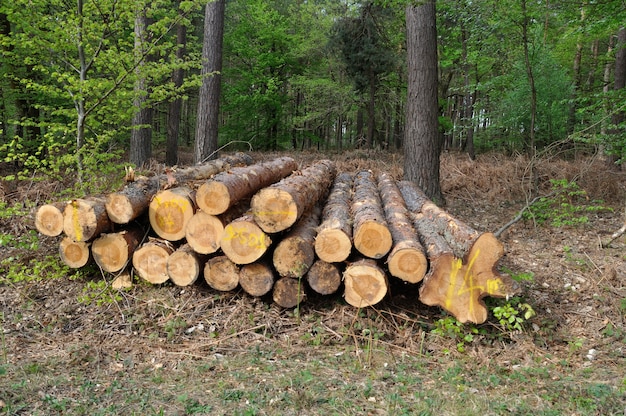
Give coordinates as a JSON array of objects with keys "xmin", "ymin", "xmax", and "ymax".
[{"xmin": 35, "ymin": 153, "xmax": 517, "ymax": 324}]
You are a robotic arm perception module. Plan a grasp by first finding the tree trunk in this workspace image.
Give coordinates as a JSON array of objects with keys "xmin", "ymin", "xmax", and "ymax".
[
  {"xmin": 148, "ymin": 186, "xmax": 196, "ymax": 241},
  {"xmin": 273, "ymin": 205, "xmax": 321, "ymax": 278},
  {"xmin": 239, "ymin": 261, "xmax": 275, "ymax": 297},
  {"xmin": 220, "ymin": 213, "xmax": 272, "ymax": 264},
  {"xmin": 91, "ymin": 227, "xmax": 144, "ymax": 273},
  {"xmin": 130, "ymin": 6, "xmax": 153, "ymax": 167},
  {"xmin": 306, "ymin": 260, "xmax": 342, "ymax": 295},
  {"xmin": 521, "ymin": 0, "xmax": 537, "ymax": 154},
  {"xmin": 185, "ymin": 210, "xmax": 224, "ymax": 255},
  {"xmin": 167, "ymin": 244, "xmax": 204, "ymax": 287},
  {"xmin": 611, "ymin": 27, "xmax": 626, "ymax": 166},
  {"xmin": 194, "ymin": 0, "xmax": 225, "ymax": 164},
  {"xmin": 377, "ymin": 173, "xmax": 427, "ymax": 283},
  {"xmin": 315, "ymin": 172, "xmax": 354, "ymax": 263},
  {"xmin": 204, "ymin": 255, "xmax": 239, "ymax": 292},
  {"xmin": 352, "ymin": 170, "xmax": 392, "ymax": 259},
  {"xmin": 105, "ymin": 153, "xmax": 253, "ymax": 224},
  {"xmin": 59, "ymin": 237, "xmax": 91, "ymax": 269},
  {"xmin": 343, "ymin": 258, "xmax": 388, "ymax": 308},
  {"xmin": 251, "ymin": 159, "xmax": 336, "ymax": 233},
  {"xmin": 196, "ymin": 156, "xmax": 298, "ymax": 215},
  {"xmin": 272, "ymin": 276, "xmax": 306, "ymax": 309},
  {"xmin": 132, "ymin": 238, "xmax": 175, "ymax": 284},
  {"xmin": 35, "ymin": 203, "xmax": 66, "ymax": 237},
  {"xmin": 63, "ymin": 197, "xmax": 112, "ymax": 242},
  {"xmin": 166, "ymin": 2, "xmax": 187, "ymax": 167},
  {"xmin": 404, "ymin": 0, "xmax": 442, "ymax": 202}
]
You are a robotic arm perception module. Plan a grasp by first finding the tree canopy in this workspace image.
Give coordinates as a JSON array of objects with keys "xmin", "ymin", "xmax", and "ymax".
[{"xmin": 1, "ymin": 0, "xmax": 625, "ymax": 187}]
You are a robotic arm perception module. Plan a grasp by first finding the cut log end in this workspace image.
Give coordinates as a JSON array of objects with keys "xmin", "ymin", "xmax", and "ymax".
[
  {"xmin": 35, "ymin": 204, "xmax": 65, "ymax": 237},
  {"xmin": 273, "ymin": 277, "xmax": 306, "ymax": 308},
  {"xmin": 132, "ymin": 241, "xmax": 173, "ymax": 284},
  {"xmin": 239, "ymin": 262, "xmax": 275, "ymax": 297},
  {"xmin": 204, "ymin": 256, "xmax": 240, "ymax": 291},
  {"xmin": 167, "ymin": 247, "xmax": 202, "ymax": 287},
  {"xmin": 220, "ymin": 218, "xmax": 271, "ymax": 264},
  {"xmin": 185, "ymin": 211, "xmax": 224, "ymax": 254},
  {"xmin": 92, "ymin": 232, "xmax": 135, "ymax": 273},
  {"xmin": 59, "ymin": 237, "xmax": 91, "ymax": 268},
  {"xmin": 63, "ymin": 198, "xmax": 111, "ymax": 242},
  {"xmin": 148, "ymin": 188, "xmax": 195, "ymax": 241},
  {"xmin": 354, "ymin": 221, "xmax": 393, "ymax": 259},
  {"xmin": 273, "ymin": 238, "xmax": 315, "ymax": 278},
  {"xmin": 419, "ymin": 233, "xmax": 515, "ymax": 324},
  {"xmin": 105, "ymin": 193, "xmax": 136, "ymax": 224},
  {"xmin": 306, "ymin": 260, "xmax": 342, "ymax": 295},
  {"xmin": 196, "ymin": 181, "xmax": 231, "ymax": 215},
  {"xmin": 314, "ymin": 229, "xmax": 352, "ymax": 263},
  {"xmin": 251, "ymin": 188, "xmax": 298, "ymax": 233},
  {"xmin": 343, "ymin": 259, "xmax": 388, "ymax": 308},
  {"xmin": 387, "ymin": 246, "xmax": 427, "ymax": 284}
]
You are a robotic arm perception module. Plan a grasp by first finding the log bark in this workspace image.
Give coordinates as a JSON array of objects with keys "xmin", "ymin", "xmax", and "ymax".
[
  {"xmin": 63, "ymin": 197, "xmax": 112, "ymax": 242},
  {"xmin": 400, "ymin": 181, "xmax": 517, "ymax": 324},
  {"xmin": 149, "ymin": 186, "xmax": 195, "ymax": 241},
  {"xmin": 352, "ymin": 170, "xmax": 393, "ymax": 259},
  {"xmin": 220, "ymin": 213, "xmax": 272, "ymax": 264},
  {"xmin": 185, "ymin": 210, "xmax": 224, "ymax": 255},
  {"xmin": 105, "ymin": 152, "xmax": 253, "ymax": 224},
  {"xmin": 251, "ymin": 159, "xmax": 336, "ymax": 233},
  {"xmin": 59, "ymin": 236, "xmax": 91, "ymax": 269},
  {"xmin": 272, "ymin": 276, "xmax": 306, "ymax": 308},
  {"xmin": 377, "ymin": 173, "xmax": 427, "ymax": 283},
  {"xmin": 343, "ymin": 258, "xmax": 388, "ymax": 308},
  {"xmin": 35, "ymin": 202, "xmax": 66, "ymax": 237},
  {"xmin": 273, "ymin": 205, "xmax": 321, "ymax": 278},
  {"xmin": 239, "ymin": 261, "xmax": 275, "ymax": 297},
  {"xmin": 204, "ymin": 255, "xmax": 239, "ymax": 291},
  {"xmin": 167, "ymin": 244, "xmax": 204, "ymax": 286},
  {"xmin": 314, "ymin": 172, "xmax": 353, "ymax": 263},
  {"xmin": 132, "ymin": 238, "xmax": 175, "ymax": 284},
  {"xmin": 91, "ymin": 227, "xmax": 144, "ymax": 273},
  {"xmin": 196, "ymin": 156, "xmax": 298, "ymax": 215},
  {"xmin": 306, "ymin": 259, "xmax": 342, "ymax": 295}
]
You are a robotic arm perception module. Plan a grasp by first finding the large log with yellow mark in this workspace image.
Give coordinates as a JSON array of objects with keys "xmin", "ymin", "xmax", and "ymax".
[
  {"xmin": 148, "ymin": 186, "xmax": 195, "ymax": 241},
  {"xmin": 352, "ymin": 170, "xmax": 393, "ymax": 259},
  {"xmin": 220, "ymin": 213, "xmax": 272, "ymax": 265},
  {"xmin": 196, "ymin": 156, "xmax": 298, "ymax": 215},
  {"xmin": 377, "ymin": 173, "xmax": 427, "ymax": 283},
  {"xmin": 105, "ymin": 152, "xmax": 254, "ymax": 224},
  {"xmin": 314, "ymin": 172, "xmax": 353, "ymax": 263},
  {"xmin": 251, "ymin": 159, "xmax": 336, "ymax": 233},
  {"xmin": 63, "ymin": 197, "xmax": 112, "ymax": 242},
  {"xmin": 398, "ymin": 181, "xmax": 517, "ymax": 324}
]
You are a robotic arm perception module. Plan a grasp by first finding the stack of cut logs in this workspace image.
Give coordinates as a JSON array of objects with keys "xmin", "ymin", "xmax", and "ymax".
[{"xmin": 35, "ymin": 153, "xmax": 517, "ymax": 324}]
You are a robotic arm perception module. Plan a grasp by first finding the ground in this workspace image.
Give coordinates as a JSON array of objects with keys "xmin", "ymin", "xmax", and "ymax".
[{"xmin": 0, "ymin": 150, "xmax": 625, "ymax": 415}]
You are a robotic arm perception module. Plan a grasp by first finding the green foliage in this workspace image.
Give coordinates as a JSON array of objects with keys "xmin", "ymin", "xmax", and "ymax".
[
  {"xmin": 431, "ymin": 316, "xmax": 481, "ymax": 353},
  {"xmin": 492, "ymin": 300, "xmax": 536, "ymax": 332},
  {"xmin": 77, "ymin": 280, "xmax": 124, "ymax": 307},
  {"xmin": 0, "ymin": 255, "xmax": 72, "ymax": 284},
  {"xmin": 523, "ymin": 179, "xmax": 611, "ymax": 227}
]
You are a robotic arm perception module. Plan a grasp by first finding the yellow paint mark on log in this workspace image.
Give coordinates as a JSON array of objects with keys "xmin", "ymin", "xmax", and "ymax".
[{"xmin": 71, "ymin": 203, "xmax": 83, "ymax": 242}]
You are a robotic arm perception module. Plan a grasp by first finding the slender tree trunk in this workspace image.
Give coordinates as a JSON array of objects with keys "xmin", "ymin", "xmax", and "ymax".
[
  {"xmin": 366, "ymin": 71, "xmax": 376, "ymax": 148},
  {"xmin": 568, "ymin": 6, "xmax": 585, "ymax": 136},
  {"xmin": 195, "ymin": 0, "xmax": 225, "ymax": 163},
  {"xmin": 611, "ymin": 27, "xmax": 626, "ymax": 168},
  {"xmin": 521, "ymin": 0, "xmax": 537, "ymax": 154},
  {"xmin": 166, "ymin": 4, "xmax": 187, "ymax": 167},
  {"xmin": 130, "ymin": 7, "xmax": 153, "ymax": 167},
  {"xmin": 404, "ymin": 0, "xmax": 442, "ymax": 203}
]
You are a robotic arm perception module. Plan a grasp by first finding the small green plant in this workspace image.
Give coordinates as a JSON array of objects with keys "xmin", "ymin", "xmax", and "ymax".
[
  {"xmin": 432, "ymin": 316, "xmax": 480, "ymax": 353},
  {"xmin": 1, "ymin": 255, "xmax": 70, "ymax": 283},
  {"xmin": 77, "ymin": 280, "xmax": 123, "ymax": 307},
  {"xmin": 523, "ymin": 179, "xmax": 611, "ymax": 227},
  {"xmin": 492, "ymin": 301, "xmax": 536, "ymax": 332}
]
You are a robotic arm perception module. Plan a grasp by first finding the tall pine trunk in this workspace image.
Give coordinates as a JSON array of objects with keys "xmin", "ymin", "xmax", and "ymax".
[
  {"xmin": 130, "ymin": 7, "xmax": 152, "ymax": 167},
  {"xmin": 166, "ymin": 5, "xmax": 187, "ymax": 167},
  {"xmin": 403, "ymin": 0, "xmax": 442, "ymax": 203},
  {"xmin": 194, "ymin": 0, "xmax": 225, "ymax": 163}
]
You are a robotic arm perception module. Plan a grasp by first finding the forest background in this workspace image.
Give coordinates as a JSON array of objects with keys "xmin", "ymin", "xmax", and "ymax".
[{"xmin": 1, "ymin": 0, "xmax": 625, "ymax": 191}]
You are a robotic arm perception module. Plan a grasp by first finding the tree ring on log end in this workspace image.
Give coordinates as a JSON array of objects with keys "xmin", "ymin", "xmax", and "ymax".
[
  {"xmin": 92, "ymin": 236, "xmax": 125, "ymax": 273},
  {"xmin": 388, "ymin": 248, "xmax": 427, "ymax": 283},
  {"xmin": 354, "ymin": 222, "xmax": 392, "ymax": 259},
  {"xmin": 149, "ymin": 197, "xmax": 193, "ymax": 241},
  {"xmin": 344, "ymin": 266, "xmax": 387, "ymax": 307},
  {"xmin": 252, "ymin": 188, "xmax": 298, "ymax": 233},
  {"xmin": 196, "ymin": 182, "xmax": 230, "ymax": 215},
  {"xmin": 315, "ymin": 230, "xmax": 351, "ymax": 263}
]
